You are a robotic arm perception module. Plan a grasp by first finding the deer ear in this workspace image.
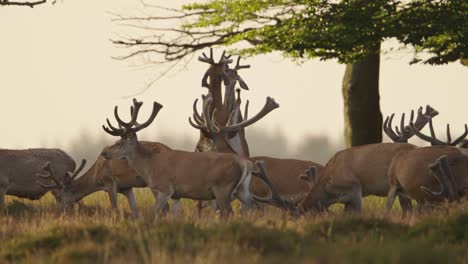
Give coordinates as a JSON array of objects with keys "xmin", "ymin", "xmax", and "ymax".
[
  {"xmin": 236, "ymin": 76, "xmax": 249, "ymax": 90},
  {"xmin": 201, "ymin": 70, "xmax": 210, "ymax": 88}
]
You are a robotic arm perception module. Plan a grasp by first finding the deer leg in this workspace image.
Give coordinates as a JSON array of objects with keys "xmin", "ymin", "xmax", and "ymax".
[
  {"xmin": 106, "ymin": 181, "xmax": 119, "ymax": 210},
  {"xmin": 0, "ymin": 187, "xmax": 6, "ymax": 214},
  {"xmin": 151, "ymin": 187, "xmax": 174, "ymax": 216},
  {"xmin": 171, "ymin": 198, "xmax": 181, "ymax": 216},
  {"xmin": 212, "ymin": 187, "xmax": 233, "ymax": 218},
  {"xmin": 122, "ymin": 188, "xmax": 139, "ymax": 218},
  {"xmin": 343, "ymin": 187, "xmax": 362, "ymax": 214},
  {"xmin": 398, "ymin": 194, "xmax": 413, "ymax": 219}
]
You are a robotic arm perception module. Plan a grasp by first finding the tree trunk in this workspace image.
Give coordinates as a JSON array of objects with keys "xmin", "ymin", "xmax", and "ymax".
[{"xmin": 342, "ymin": 45, "xmax": 382, "ymax": 147}]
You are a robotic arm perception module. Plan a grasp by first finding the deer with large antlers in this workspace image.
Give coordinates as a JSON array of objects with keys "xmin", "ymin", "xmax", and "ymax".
[
  {"xmin": 190, "ymin": 92, "xmax": 323, "ymax": 208},
  {"xmin": 295, "ymin": 105, "xmax": 439, "ymax": 215},
  {"xmin": 48, "ymin": 142, "xmax": 172, "ymax": 217},
  {"xmin": 195, "ymin": 49, "xmax": 252, "ymax": 157},
  {"xmin": 101, "ymin": 98, "xmax": 283, "ymax": 216},
  {"xmin": 0, "ymin": 147, "xmax": 85, "ymax": 212},
  {"xmin": 385, "ymin": 118, "xmax": 468, "ymax": 215},
  {"xmin": 386, "ymin": 147, "xmax": 468, "ymax": 215}
]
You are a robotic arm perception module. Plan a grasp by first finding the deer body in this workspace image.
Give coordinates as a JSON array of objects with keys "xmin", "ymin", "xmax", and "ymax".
[
  {"xmin": 387, "ymin": 146, "xmax": 468, "ymax": 210},
  {"xmin": 57, "ymin": 142, "xmax": 172, "ymax": 217},
  {"xmin": 298, "ymin": 143, "xmax": 417, "ymax": 213},
  {"xmin": 100, "ymin": 98, "xmax": 277, "ymax": 217},
  {"xmin": 0, "ymin": 148, "xmax": 76, "ymax": 210},
  {"xmin": 249, "ymin": 156, "xmax": 322, "ymax": 202}
]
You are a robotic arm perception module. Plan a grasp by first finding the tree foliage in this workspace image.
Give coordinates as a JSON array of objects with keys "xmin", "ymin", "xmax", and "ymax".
[{"xmin": 112, "ymin": 0, "xmax": 467, "ymax": 65}]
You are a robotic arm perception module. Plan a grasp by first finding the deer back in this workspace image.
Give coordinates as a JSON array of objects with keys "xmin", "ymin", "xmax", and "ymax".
[
  {"xmin": 389, "ymin": 146, "xmax": 468, "ymax": 202},
  {"xmin": 0, "ymin": 148, "xmax": 76, "ymax": 199},
  {"xmin": 249, "ymin": 156, "xmax": 322, "ymax": 200}
]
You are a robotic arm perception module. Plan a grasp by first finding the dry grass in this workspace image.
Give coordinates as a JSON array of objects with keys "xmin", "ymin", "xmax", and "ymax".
[{"xmin": 1, "ymin": 190, "xmax": 468, "ymax": 263}]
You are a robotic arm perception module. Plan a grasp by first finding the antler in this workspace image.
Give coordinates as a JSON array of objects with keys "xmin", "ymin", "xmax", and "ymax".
[
  {"xmin": 384, "ymin": 105, "xmax": 438, "ymax": 143},
  {"xmin": 188, "ymin": 94, "xmax": 219, "ymax": 134},
  {"xmin": 198, "ymin": 48, "xmax": 233, "ymax": 65},
  {"xmin": 36, "ymin": 162, "xmax": 63, "ymax": 190},
  {"xmin": 103, "ymin": 99, "xmax": 163, "ymax": 137},
  {"xmin": 420, "ymin": 155, "xmax": 460, "ymax": 201},
  {"xmin": 251, "ymin": 160, "xmax": 290, "ymax": 210},
  {"xmin": 409, "ymin": 119, "xmax": 468, "ymax": 146},
  {"xmin": 198, "ymin": 48, "xmax": 215, "ymax": 65},
  {"xmin": 65, "ymin": 159, "xmax": 87, "ymax": 185},
  {"xmin": 217, "ymin": 97, "xmax": 279, "ymax": 134}
]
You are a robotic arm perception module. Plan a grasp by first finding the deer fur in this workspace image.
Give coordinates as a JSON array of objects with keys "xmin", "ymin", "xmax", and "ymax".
[
  {"xmin": 195, "ymin": 49, "xmax": 251, "ymax": 157},
  {"xmin": 0, "ymin": 148, "xmax": 81, "ymax": 211},
  {"xmin": 296, "ymin": 143, "xmax": 417, "ymax": 214},
  {"xmin": 55, "ymin": 142, "xmax": 172, "ymax": 217},
  {"xmin": 386, "ymin": 147, "xmax": 468, "ymax": 215},
  {"xmin": 101, "ymin": 98, "xmax": 281, "ymax": 217}
]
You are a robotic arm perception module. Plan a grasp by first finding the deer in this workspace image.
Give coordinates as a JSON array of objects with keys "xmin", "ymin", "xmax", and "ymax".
[
  {"xmin": 101, "ymin": 97, "xmax": 283, "ymax": 217},
  {"xmin": 0, "ymin": 147, "xmax": 85, "ymax": 212},
  {"xmin": 385, "ymin": 120, "xmax": 468, "ymax": 215},
  {"xmin": 295, "ymin": 105, "xmax": 439, "ymax": 216},
  {"xmin": 195, "ymin": 49, "xmax": 254, "ymax": 156},
  {"xmin": 190, "ymin": 92, "xmax": 323, "ymax": 208},
  {"xmin": 42, "ymin": 142, "xmax": 172, "ymax": 218}
]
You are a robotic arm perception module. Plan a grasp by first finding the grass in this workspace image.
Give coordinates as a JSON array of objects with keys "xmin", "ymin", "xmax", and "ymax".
[{"xmin": 1, "ymin": 190, "xmax": 468, "ymax": 263}]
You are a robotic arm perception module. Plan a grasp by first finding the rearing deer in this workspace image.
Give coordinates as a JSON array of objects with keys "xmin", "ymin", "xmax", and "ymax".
[
  {"xmin": 190, "ymin": 92, "xmax": 323, "ymax": 208},
  {"xmin": 101, "ymin": 98, "xmax": 282, "ymax": 216},
  {"xmin": 195, "ymin": 49, "xmax": 251, "ymax": 157}
]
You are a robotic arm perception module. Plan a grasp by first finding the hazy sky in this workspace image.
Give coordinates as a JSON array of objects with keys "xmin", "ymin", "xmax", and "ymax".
[{"xmin": 0, "ymin": 0, "xmax": 466, "ymax": 150}]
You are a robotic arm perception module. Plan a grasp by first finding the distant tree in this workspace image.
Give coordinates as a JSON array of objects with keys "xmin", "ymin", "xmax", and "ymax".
[{"xmin": 112, "ymin": 0, "xmax": 467, "ymax": 147}]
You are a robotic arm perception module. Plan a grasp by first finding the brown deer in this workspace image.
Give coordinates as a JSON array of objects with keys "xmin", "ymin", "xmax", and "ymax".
[
  {"xmin": 295, "ymin": 106, "xmax": 438, "ymax": 215},
  {"xmin": 101, "ymin": 98, "xmax": 282, "ymax": 217},
  {"xmin": 44, "ymin": 142, "xmax": 172, "ymax": 217},
  {"xmin": 385, "ymin": 120, "xmax": 468, "ymax": 215},
  {"xmin": 0, "ymin": 148, "xmax": 85, "ymax": 212},
  {"xmin": 195, "ymin": 49, "xmax": 253, "ymax": 155},
  {"xmin": 190, "ymin": 92, "xmax": 323, "ymax": 207}
]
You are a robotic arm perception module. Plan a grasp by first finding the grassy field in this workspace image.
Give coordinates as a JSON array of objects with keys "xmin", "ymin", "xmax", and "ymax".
[{"xmin": 1, "ymin": 190, "xmax": 468, "ymax": 264}]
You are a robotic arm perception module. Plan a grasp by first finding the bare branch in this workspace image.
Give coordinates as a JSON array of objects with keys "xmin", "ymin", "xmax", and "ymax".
[{"xmin": 0, "ymin": 0, "xmax": 46, "ymax": 7}]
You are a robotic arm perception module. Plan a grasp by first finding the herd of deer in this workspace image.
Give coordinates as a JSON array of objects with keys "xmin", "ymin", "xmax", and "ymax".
[{"xmin": 1, "ymin": 49, "xmax": 467, "ymax": 219}]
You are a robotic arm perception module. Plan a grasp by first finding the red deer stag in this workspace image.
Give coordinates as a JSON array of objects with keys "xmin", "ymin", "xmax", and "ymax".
[
  {"xmin": 101, "ymin": 98, "xmax": 282, "ymax": 217},
  {"xmin": 295, "ymin": 106, "xmax": 438, "ymax": 215},
  {"xmin": 44, "ymin": 142, "xmax": 172, "ymax": 217},
  {"xmin": 0, "ymin": 148, "xmax": 85, "ymax": 212},
  {"xmin": 195, "ymin": 49, "xmax": 254, "ymax": 155},
  {"xmin": 385, "ymin": 120, "xmax": 468, "ymax": 215},
  {"xmin": 190, "ymin": 92, "xmax": 323, "ymax": 207}
]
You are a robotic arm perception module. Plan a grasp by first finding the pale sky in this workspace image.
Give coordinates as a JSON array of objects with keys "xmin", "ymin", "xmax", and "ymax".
[{"xmin": 0, "ymin": 0, "xmax": 466, "ymax": 150}]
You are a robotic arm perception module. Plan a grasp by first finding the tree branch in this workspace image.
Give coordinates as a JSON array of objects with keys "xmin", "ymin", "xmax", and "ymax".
[{"xmin": 0, "ymin": 0, "xmax": 47, "ymax": 8}]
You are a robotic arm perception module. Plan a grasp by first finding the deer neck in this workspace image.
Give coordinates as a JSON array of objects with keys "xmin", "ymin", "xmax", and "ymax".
[
  {"xmin": 64, "ymin": 163, "xmax": 102, "ymax": 203},
  {"xmin": 223, "ymin": 81, "xmax": 236, "ymax": 114},
  {"xmin": 208, "ymin": 74, "xmax": 225, "ymax": 121},
  {"xmin": 124, "ymin": 142, "xmax": 154, "ymax": 180}
]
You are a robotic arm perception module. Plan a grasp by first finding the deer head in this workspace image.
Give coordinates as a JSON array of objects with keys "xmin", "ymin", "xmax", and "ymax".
[
  {"xmin": 101, "ymin": 99, "xmax": 163, "ymax": 161},
  {"xmin": 383, "ymin": 105, "xmax": 439, "ymax": 143},
  {"xmin": 189, "ymin": 92, "xmax": 279, "ymax": 157},
  {"xmin": 199, "ymin": 48, "xmax": 233, "ymax": 89},
  {"xmin": 36, "ymin": 159, "xmax": 87, "ymax": 207},
  {"xmin": 224, "ymin": 56, "xmax": 250, "ymax": 114}
]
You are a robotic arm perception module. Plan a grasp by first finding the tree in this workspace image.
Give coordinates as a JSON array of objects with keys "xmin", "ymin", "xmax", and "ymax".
[
  {"xmin": 112, "ymin": 0, "xmax": 467, "ymax": 147},
  {"xmin": 0, "ymin": 0, "xmax": 48, "ymax": 7}
]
